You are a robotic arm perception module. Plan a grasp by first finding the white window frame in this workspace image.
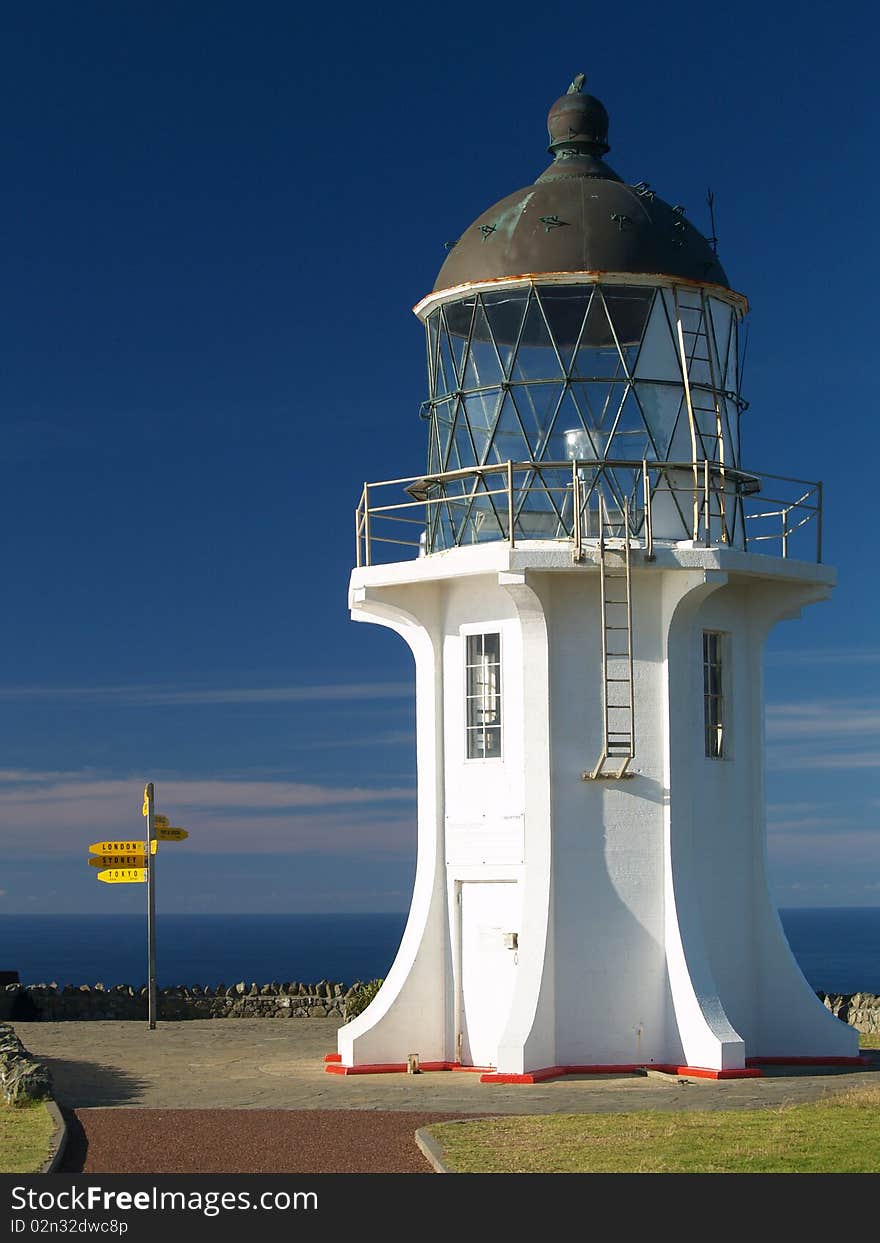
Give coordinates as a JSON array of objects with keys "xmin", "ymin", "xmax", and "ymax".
[{"xmin": 463, "ymin": 629, "xmax": 503, "ymax": 762}]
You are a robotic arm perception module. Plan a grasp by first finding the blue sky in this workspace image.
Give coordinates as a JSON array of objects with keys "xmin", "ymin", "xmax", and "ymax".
[{"xmin": 0, "ymin": 1, "xmax": 877, "ymax": 915}]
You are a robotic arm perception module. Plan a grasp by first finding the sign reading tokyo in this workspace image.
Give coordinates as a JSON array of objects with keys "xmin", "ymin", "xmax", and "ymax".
[{"xmin": 97, "ymin": 867, "xmax": 147, "ymax": 884}]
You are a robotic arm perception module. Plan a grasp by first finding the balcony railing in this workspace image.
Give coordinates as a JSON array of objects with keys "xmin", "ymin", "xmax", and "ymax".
[{"xmin": 355, "ymin": 459, "xmax": 822, "ymax": 569}]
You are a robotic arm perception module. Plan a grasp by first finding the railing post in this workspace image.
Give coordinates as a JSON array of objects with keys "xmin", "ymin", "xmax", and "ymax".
[
  {"xmin": 703, "ymin": 458, "xmax": 711, "ymax": 547},
  {"xmin": 642, "ymin": 459, "xmax": 654, "ymax": 560},
  {"xmin": 355, "ymin": 506, "xmax": 362, "ymax": 568},
  {"xmin": 782, "ymin": 505, "xmax": 789, "ymax": 559},
  {"xmin": 572, "ymin": 460, "xmax": 581, "ymax": 559},
  {"xmin": 507, "ymin": 460, "xmax": 515, "ymax": 549},
  {"xmin": 363, "ymin": 481, "xmax": 371, "ymax": 567}
]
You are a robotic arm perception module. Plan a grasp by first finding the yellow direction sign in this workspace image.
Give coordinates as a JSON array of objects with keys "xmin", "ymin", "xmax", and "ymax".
[
  {"xmin": 156, "ymin": 827, "xmax": 188, "ymax": 842},
  {"xmin": 97, "ymin": 867, "xmax": 147, "ymax": 884},
  {"xmin": 90, "ymin": 840, "xmax": 148, "ymax": 855},
  {"xmin": 153, "ymin": 815, "xmax": 170, "ymax": 828},
  {"xmin": 89, "ymin": 853, "xmax": 145, "ymax": 868}
]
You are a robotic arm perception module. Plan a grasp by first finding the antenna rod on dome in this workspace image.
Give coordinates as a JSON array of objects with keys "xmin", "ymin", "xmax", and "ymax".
[
  {"xmin": 706, "ymin": 187, "xmax": 719, "ymax": 256},
  {"xmin": 567, "ymin": 72, "xmax": 586, "ymax": 94}
]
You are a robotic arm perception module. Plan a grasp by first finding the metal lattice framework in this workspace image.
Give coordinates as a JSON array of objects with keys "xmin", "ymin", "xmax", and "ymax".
[{"xmin": 420, "ymin": 279, "xmax": 746, "ymax": 550}]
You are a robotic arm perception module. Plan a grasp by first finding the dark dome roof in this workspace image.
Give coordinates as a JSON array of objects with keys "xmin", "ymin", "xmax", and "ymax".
[{"xmin": 433, "ymin": 76, "xmax": 728, "ymax": 293}]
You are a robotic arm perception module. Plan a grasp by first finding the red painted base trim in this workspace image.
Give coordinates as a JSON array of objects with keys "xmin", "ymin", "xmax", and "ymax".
[
  {"xmin": 325, "ymin": 1062, "xmax": 407, "ymax": 1075},
  {"xmin": 324, "ymin": 1048, "xmax": 870, "ymax": 1075},
  {"xmin": 746, "ymin": 1054, "xmax": 870, "ymax": 1067},
  {"xmin": 479, "ymin": 1063, "xmax": 764, "ymax": 1084}
]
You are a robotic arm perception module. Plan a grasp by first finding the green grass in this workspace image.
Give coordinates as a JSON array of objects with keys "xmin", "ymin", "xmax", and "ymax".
[
  {"xmin": 427, "ymin": 1083, "xmax": 880, "ymax": 1173},
  {"xmin": 0, "ymin": 1101, "xmax": 56, "ymax": 1174},
  {"xmin": 860, "ymin": 1033, "xmax": 880, "ymax": 1049}
]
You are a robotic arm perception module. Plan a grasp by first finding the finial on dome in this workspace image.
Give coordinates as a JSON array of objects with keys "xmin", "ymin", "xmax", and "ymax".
[{"xmin": 547, "ymin": 75, "xmax": 610, "ymax": 157}]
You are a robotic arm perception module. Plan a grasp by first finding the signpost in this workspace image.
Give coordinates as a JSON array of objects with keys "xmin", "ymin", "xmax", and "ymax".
[
  {"xmin": 87, "ymin": 783, "xmax": 189, "ymax": 1031},
  {"xmin": 144, "ymin": 783, "xmax": 158, "ymax": 1030}
]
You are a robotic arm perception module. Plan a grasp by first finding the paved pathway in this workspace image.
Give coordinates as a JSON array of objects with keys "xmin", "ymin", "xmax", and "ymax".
[
  {"xmin": 15, "ymin": 1019, "xmax": 878, "ymax": 1115},
  {"xmin": 13, "ymin": 1020, "xmax": 878, "ymax": 1174}
]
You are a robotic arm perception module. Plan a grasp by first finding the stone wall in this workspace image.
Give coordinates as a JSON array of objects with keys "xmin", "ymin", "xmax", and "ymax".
[
  {"xmin": 1, "ymin": 980, "xmax": 369, "ymax": 1022},
  {"xmin": 820, "ymin": 992, "xmax": 880, "ymax": 1035},
  {"xmin": 0, "ymin": 1023, "xmax": 52, "ymax": 1104},
  {"xmin": 2, "ymin": 981, "xmax": 878, "ymax": 1035}
]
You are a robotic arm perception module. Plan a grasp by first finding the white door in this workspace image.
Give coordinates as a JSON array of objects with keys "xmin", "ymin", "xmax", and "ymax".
[{"xmin": 458, "ymin": 881, "xmax": 520, "ymax": 1067}]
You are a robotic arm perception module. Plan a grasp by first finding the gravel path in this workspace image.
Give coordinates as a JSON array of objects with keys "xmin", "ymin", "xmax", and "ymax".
[{"xmin": 59, "ymin": 1108, "xmax": 465, "ymax": 1174}]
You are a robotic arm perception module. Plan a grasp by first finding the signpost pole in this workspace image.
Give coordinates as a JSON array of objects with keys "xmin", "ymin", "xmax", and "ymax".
[{"xmin": 145, "ymin": 782, "xmax": 157, "ymax": 1030}]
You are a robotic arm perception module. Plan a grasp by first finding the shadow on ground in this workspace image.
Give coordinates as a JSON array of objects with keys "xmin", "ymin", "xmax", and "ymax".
[
  {"xmin": 58, "ymin": 1109, "xmax": 88, "ymax": 1173},
  {"xmin": 42, "ymin": 1057, "xmax": 149, "ymax": 1108}
]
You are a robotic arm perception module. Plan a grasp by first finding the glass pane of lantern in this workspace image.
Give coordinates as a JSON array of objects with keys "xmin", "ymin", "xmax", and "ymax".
[
  {"xmin": 707, "ymin": 299, "xmax": 734, "ymax": 391},
  {"xmin": 605, "ymin": 389, "xmax": 653, "ymax": 460},
  {"xmin": 436, "ymin": 315, "xmax": 460, "ymax": 396},
  {"xmin": 486, "ymin": 391, "xmax": 530, "ymax": 463},
  {"xmin": 461, "ymin": 300, "xmax": 503, "ymax": 391},
  {"xmin": 570, "ymin": 291, "xmax": 628, "ymax": 379},
  {"xmin": 552, "ymin": 388, "xmax": 606, "ymax": 459},
  {"xmin": 535, "ymin": 286, "xmax": 590, "ymax": 368},
  {"xmin": 511, "ymin": 292, "xmax": 562, "ymax": 382},
  {"xmin": 448, "ymin": 414, "xmax": 476, "ymax": 472},
  {"xmin": 482, "ymin": 288, "xmax": 529, "ymax": 376},
  {"xmin": 510, "ymin": 383, "xmax": 564, "ymax": 457},
  {"xmin": 462, "ymin": 391, "xmax": 502, "ymax": 464},
  {"xmin": 462, "ymin": 333, "xmax": 503, "ymax": 391},
  {"xmin": 635, "ymin": 295, "xmax": 682, "ymax": 382},
  {"xmin": 442, "ymin": 298, "xmax": 476, "ymax": 381},
  {"xmin": 602, "ymin": 286, "xmax": 654, "ymax": 352},
  {"xmin": 426, "ymin": 310, "xmax": 440, "ymax": 395},
  {"xmin": 427, "ymin": 417, "xmax": 443, "ymax": 476},
  {"xmin": 468, "ymin": 492, "xmax": 504, "ymax": 543},
  {"xmin": 634, "ymin": 381, "xmax": 681, "ymax": 459},
  {"xmin": 720, "ymin": 396, "xmax": 739, "ymax": 465}
]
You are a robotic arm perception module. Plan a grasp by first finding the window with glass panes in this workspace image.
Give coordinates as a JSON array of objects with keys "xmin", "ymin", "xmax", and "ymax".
[
  {"xmin": 703, "ymin": 631, "xmax": 724, "ymax": 758},
  {"xmin": 465, "ymin": 633, "xmax": 502, "ymax": 759}
]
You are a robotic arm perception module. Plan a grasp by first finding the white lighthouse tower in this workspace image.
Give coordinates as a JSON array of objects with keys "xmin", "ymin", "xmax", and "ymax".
[{"xmin": 330, "ymin": 76, "xmax": 859, "ymax": 1080}]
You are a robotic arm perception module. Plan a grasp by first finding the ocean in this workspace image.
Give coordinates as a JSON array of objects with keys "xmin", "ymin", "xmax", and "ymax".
[{"xmin": 0, "ymin": 908, "xmax": 878, "ymax": 995}]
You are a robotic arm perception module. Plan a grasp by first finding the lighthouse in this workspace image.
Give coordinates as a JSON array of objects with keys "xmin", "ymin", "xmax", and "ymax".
[{"xmin": 332, "ymin": 76, "xmax": 859, "ymax": 1079}]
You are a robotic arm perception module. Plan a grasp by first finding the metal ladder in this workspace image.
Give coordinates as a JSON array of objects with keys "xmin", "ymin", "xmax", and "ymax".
[
  {"xmin": 674, "ymin": 289, "xmax": 728, "ymax": 544},
  {"xmin": 588, "ymin": 495, "xmax": 635, "ymax": 780}
]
